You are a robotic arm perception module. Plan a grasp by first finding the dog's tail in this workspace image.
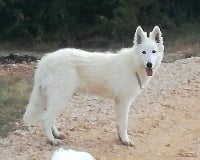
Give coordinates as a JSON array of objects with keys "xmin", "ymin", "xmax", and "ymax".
[{"xmin": 23, "ymin": 85, "xmax": 45, "ymax": 125}]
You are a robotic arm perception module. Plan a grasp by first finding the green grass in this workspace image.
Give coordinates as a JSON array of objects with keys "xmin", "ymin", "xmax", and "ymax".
[{"xmin": 0, "ymin": 79, "xmax": 32, "ymax": 137}]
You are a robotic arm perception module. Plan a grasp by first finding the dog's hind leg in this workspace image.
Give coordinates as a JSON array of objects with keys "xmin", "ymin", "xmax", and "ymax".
[
  {"xmin": 115, "ymin": 97, "xmax": 134, "ymax": 147},
  {"xmin": 41, "ymin": 93, "xmax": 71, "ymax": 145},
  {"xmin": 41, "ymin": 83, "xmax": 76, "ymax": 145}
]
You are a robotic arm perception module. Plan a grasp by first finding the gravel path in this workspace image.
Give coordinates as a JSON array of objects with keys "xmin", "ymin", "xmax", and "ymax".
[{"xmin": 0, "ymin": 57, "xmax": 199, "ymax": 160}]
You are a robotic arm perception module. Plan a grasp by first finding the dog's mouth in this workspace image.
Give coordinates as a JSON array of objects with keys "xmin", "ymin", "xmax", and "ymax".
[{"xmin": 146, "ymin": 68, "xmax": 153, "ymax": 76}]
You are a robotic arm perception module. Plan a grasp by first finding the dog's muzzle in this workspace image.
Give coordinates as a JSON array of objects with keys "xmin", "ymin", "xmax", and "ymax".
[{"xmin": 146, "ymin": 62, "xmax": 153, "ymax": 76}]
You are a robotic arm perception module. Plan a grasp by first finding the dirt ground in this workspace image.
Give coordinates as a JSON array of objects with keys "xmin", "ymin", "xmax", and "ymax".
[{"xmin": 0, "ymin": 55, "xmax": 199, "ymax": 160}]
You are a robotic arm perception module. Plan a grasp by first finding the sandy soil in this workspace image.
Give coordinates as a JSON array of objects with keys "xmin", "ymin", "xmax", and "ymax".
[{"xmin": 0, "ymin": 57, "xmax": 199, "ymax": 160}]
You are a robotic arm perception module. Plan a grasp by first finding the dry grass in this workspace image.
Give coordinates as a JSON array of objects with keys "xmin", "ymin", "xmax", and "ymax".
[
  {"xmin": 164, "ymin": 25, "xmax": 200, "ymax": 62},
  {"xmin": 0, "ymin": 77, "xmax": 32, "ymax": 137}
]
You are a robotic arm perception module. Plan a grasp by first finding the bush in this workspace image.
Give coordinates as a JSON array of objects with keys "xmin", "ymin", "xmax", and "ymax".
[{"xmin": 0, "ymin": 0, "xmax": 199, "ymax": 48}]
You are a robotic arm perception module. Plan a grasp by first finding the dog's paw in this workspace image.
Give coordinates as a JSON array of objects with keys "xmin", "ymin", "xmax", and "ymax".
[
  {"xmin": 119, "ymin": 135, "xmax": 135, "ymax": 147},
  {"xmin": 121, "ymin": 140, "xmax": 135, "ymax": 147},
  {"xmin": 47, "ymin": 139, "xmax": 61, "ymax": 146}
]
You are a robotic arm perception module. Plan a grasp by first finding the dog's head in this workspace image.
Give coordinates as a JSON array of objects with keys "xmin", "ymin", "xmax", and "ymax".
[{"xmin": 133, "ymin": 26, "xmax": 164, "ymax": 76}]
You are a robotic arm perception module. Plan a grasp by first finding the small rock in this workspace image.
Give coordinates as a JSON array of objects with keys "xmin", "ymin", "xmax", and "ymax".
[{"xmin": 166, "ymin": 144, "xmax": 171, "ymax": 147}]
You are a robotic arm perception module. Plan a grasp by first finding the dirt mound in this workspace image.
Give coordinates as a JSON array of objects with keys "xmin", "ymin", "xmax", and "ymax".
[{"xmin": 0, "ymin": 57, "xmax": 199, "ymax": 160}]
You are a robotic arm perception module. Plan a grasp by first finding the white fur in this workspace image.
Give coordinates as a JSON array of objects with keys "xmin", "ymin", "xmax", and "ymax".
[
  {"xmin": 23, "ymin": 26, "xmax": 164, "ymax": 146},
  {"xmin": 51, "ymin": 148, "xmax": 95, "ymax": 160}
]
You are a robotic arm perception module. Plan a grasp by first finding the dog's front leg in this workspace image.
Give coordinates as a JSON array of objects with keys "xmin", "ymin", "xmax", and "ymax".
[{"xmin": 115, "ymin": 98, "xmax": 134, "ymax": 147}]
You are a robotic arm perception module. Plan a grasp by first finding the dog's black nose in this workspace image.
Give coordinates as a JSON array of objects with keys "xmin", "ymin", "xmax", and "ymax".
[{"xmin": 146, "ymin": 62, "xmax": 152, "ymax": 68}]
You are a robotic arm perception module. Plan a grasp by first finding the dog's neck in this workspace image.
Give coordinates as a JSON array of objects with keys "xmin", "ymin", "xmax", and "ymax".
[
  {"xmin": 135, "ymin": 66, "xmax": 152, "ymax": 90},
  {"xmin": 135, "ymin": 72, "xmax": 143, "ymax": 89}
]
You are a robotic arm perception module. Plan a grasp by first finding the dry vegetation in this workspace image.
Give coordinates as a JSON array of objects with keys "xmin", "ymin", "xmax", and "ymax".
[{"xmin": 0, "ymin": 64, "xmax": 34, "ymax": 137}]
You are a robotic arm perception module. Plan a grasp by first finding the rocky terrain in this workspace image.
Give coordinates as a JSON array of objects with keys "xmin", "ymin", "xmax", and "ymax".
[
  {"xmin": 0, "ymin": 54, "xmax": 38, "ymax": 64},
  {"xmin": 0, "ymin": 53, "xmax": 199, "ymax": 160}
]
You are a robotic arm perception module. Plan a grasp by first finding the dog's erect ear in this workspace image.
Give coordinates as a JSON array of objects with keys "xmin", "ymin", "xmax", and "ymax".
[
  {"xmin": 150, "ymin": 26, "xmax": 163, "ymax": 44},
  {"xmin": 134, "ymin": 26, "xmax": 146, "ymax": 45}
]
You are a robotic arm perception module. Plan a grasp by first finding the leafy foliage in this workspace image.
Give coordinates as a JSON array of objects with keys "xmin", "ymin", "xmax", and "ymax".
[{"xmin": 0, "ymin": 0, "xmax": 199, "ymax": 47}]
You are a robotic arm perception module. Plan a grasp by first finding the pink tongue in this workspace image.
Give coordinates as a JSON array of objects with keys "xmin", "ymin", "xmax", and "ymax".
[{"xmin": 146, "ymin": 68, "xmax": 153, "ymax": 76}]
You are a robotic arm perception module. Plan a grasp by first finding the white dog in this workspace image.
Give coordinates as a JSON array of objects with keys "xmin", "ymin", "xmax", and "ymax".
[
  {"xmin": 51, "ymin": 148, "xmax": 95, "ymax": 160},
  {"xmin": 23, "ymin": 26, "xmax": 164, "ymax": 146}
]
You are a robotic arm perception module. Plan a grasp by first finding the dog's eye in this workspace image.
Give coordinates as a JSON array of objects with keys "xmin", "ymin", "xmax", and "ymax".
[
  {"xmin": 142, "ymin": 51, "xmax": 146, "ymax": 54},
  {"xmin": 152, "ymin": 50, "xmax": 156, "ymax": 53}
]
